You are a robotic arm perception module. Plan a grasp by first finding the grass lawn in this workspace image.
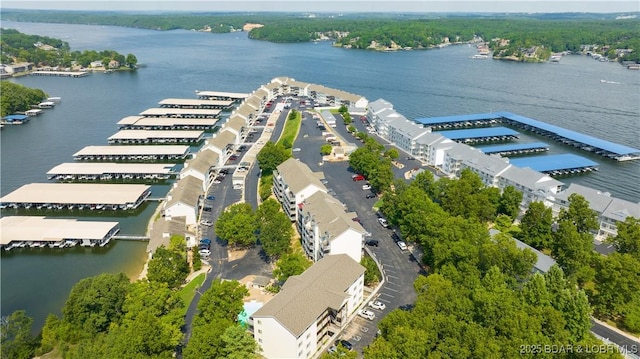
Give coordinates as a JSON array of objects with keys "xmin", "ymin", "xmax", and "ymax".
[
  {"xmin": 178, "ymin": 273, "xmax": 206, "ymax": 313},
  {"xmin": 373, "ymin": 199, "xmax": 384, "ymax": 211},
  {"xmin": 277, "ymin": 110, "xmax": 302, "ymax": 151}
]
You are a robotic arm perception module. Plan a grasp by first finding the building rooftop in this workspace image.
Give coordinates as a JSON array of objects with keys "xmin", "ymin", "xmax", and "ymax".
[
  {"xmin": 276, "ymin": 158, "xmax": 327, "ymax": 195},
  {"xmin": 0, "ymin": 216, "xmax": 120, "ymax": 245},
  {"xmin": 209, "ymin": 129, "xmax": 237, "ymax": 150},
  {"xmin": 118, "ymin": 116, "xmax": 218, "ymax": 127},
  {"xmin": 478, "ymin": 142, "xmax": 550, "ymax": 154},
  {"xmin": 415, "ymin": 112, "xmax": 501, "ymax": 125},
  {"xmin": 252, "ymin": 254, "xmax": 365, "ymax": 338},
  {"xmin": 139, "ymin": 108, "xmax": 221, "ymax": 117},
  {"xmin": 302, "ymin": 191, "xmax": 365, "ymax": 239},
  {"xmin": 195, "ymin": 90, "xmax": 249, "ymax": 100},
  {"xmin": 158, "ymin": 98, "xmax": 234, "ymax": 107},
  {"xmin": 108, "ymin": 130, "xmax": 204, "ymax": 140}
]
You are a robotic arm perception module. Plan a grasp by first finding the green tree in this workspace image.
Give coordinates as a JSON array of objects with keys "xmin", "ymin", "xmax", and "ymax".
[
  {"xmin": 220, "ymin": 324, "xmax": 259, "ymax": 359},
  {"xmin": 196, "ymin": 279, "xmax": 248, "ymax": 323},
  {"xmin": 184, "ymin": 319, "xmax": 232, "ymax": 359},
  {"xmin": 256, "ymin": 141, "xmax": 291, "ymax": 175},
  {"xmin": 168, "ymin": 234, "xmax": 187, "ymax": 254},
  {"xmin": 559, "ymin": 193, "xmax": 599, "ymax": 234},
  {"xmin": 320, "ymin": 144, "xmax": 333, "ymax": 155},
  {"xmin": 384, "ymin": 148, "xmax": 399, "ymax": 160},
  {"xmin": 215, "ymin": 202, "xmax": 258, "ymax": 247},
  {"xmin": 1, "ymin": 310, "xmax": 38, "ymax": 359},
  {"xmin": 105, "ymin": 310, "xmax": 180, "ymax": 358},
  {"xmin": 551, "ymin": 220, "xmax": 595, "ymax": 285},
  {"xmin": 0, "ymin": 82, "xmax": 48, "ymax": 117},
  {"xmin": 347, "ymin": 124, "xmax": 356, "ymax": 133},
  {"xmin": 497, "ymin": 185, "xmax": 523, "ymax": 220},
  {"xmin": 519, "ymin": 201, "xmax": 553, "ymax": 250},
  {"xmin": 273, "ymin": 252, "xmax": 312, "ymax": 283},
  {"xmin": 592, "ymin": 253, "xmax": 640, "ymax": 320},
  {"xmin": 361, "ymin": 255, "xmax": 381, "ymax": 285},
  {"xmin": 147, "ymin": 246, "xmax": 190, "ymax": 288},
  {"xmin": 257, "ymin": 199, "xmax": 293, "ymax": 259},
  {"xmin": 608, "ymin": 216, "xmax": 640, "ymax": 258},
  {"xmin": 125, "ymin": 53, "xmax": 137, "ymax": 68}
]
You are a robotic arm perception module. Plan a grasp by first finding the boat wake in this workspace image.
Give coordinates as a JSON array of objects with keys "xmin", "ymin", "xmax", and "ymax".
[{"xmin": 600, "ymin": 79, "xmax": 621, "ymax": 84}]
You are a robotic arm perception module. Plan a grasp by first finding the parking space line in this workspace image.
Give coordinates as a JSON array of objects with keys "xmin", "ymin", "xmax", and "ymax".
[{"xmin": 384, "ymin": 286, "xmax": 399, "ymax": 292}]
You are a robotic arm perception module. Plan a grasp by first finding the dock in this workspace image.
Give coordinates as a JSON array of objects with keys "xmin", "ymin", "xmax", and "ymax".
[
  {"xmin": 415, "ymin": 112, "xmax": 501, "ymax": 129},
  {"xmin": 477, "ymin": 142, "xmax": 550, "ymax": 156},
  {"xmin": 158, "ymin": 98, "xmax": 235, "ymax": 110},
  {"xmin": 139, "ymin": 108, "xmax": 221, "ymax": 119},
  {"xmin": 46, "ymin": 163, "xmax": 177, "ymax": 181},
  {"xmin": 31, "ymin": 70, "xmax": 89, "ymax": 78},
  {"xmin": 194, "ymin": 90, "xmax": 249, "ymax": 102},
  {"xmin": 73, "ymin": 145, "xmax": 190, "ymax": 162},
  {"xmin": 0, "ymin": 183, "xmax": 151, "ymax": 211},
  {"xmin": 117, "ymin": 115, "xmax": 220, "ymax": 131},
  {"xmin": 510, "ymin": 154, "xmax": 599, "ymax": 176},
  {"xmin": 0, "ymin": 216, "xmax": 119, "ymax": 250},
  {"xmin": 25, "ymin": 109, "xmax": 44, "ymax": 116},
  {"xmin": 107, "ymin": 130, "xmax": 204, "ymax": 145},
  {"xmin": 1, "ymin": 114, "xmax": 30, "ymax": 125},
  {"xmin": 436, "ymin": 127, "xmax": 519, "ymax": 144}
]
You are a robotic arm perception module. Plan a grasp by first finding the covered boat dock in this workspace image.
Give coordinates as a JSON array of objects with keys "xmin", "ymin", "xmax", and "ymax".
[
  {"xmin": 195, "ymin": 90, "xmax": 249, "ymax": 102},
  {"xmin": 139, "ymin": 108, "xmax": 221, "ymax": 119},
  {"xmin": 436, "ymin": 127, "xmax": 519, "ymax": 144},
  {"xmin": 46, "ymin": 163, "xmax": 177, "ymax": 181},
  {"xmin": 0, "ymin": 183, "xmax": 151, "ymax": 211},
  {"xmin": 107, "ymin": 130, "xmax": 204, "ymax": 144},
  {"xmin": 73, "ymin": 145, "xmax": 190, "ymax": 162},
  {"xmin": 477, "ymin": 142, "xmax": 550, "ymax": 156},
  {"xmin": 414, "ymin": 112, "xmax": 502, "ymax": 130},
  {"xmin": 1, "ymin": 114, "xmax": 29, "ymax": 125},
  {"xmin": 158, "ymin": 98, "xmax": 235, "ymax": 110},
  {"xmin": 497, "ymin": 111, "xmax": 640, "ymax": 162},
  {"xmin": 509, "ymin": 154, "xmax": 599, "ymax": 176},
  {"xmin": 1, "ymin": 216, "xmax": 120, "ymax": 250},
  {"xmin": 117, "ymin": 116, "xmax": 219, "ymax": 130}
]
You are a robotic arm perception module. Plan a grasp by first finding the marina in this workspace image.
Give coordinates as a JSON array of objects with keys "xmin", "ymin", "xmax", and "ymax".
[
  {"xmin": 139, "ymin": 107, "xmax": 221, "ymax": 119},
  {"xmin": 435, "ymin": 127, "xmax": 520, "ymax": 144},
  {"xmin": 107, "ymin": 130, "xmax": 204, "ymax": 144},
  {"xmin": 0, "ymin": 216, "xmax": 120, "ymax": 250},
  {"xmin": 195, "ymin": 90, "xmax": 249, "ymax": 102},
  {"xmin": 0, "ymin": 183, "xmax": 151, "ymax": 211},
  {"xmin": 158, "ymin": 98, "xmax": 235, "ymax": 110},
  {"xmin": 1, "ymin": 114, "xmax": 30, "ymax": 125},
  {"xmin": 414, "ymin": 112, "xmax": 501, "ymax": 129},
  {"xmin": 477, "ymin": 142, "xmax": 550, "ymax": 156},
  {"xmin": 25, "ymin": 109, "xmax": 44, "ymax": 116},
  {"xmin": 509, "ymin": 154, "xmax": 599, "ymax": 176},
  {"xmin": 116, "ymin": 115, "xmax": 219, "ymax": 131},
  {"xmin": 30, "ymin": 70, "xmax": 89, "ymax": 77},
  {"xmin": 72, "ymin": 145, "xmax": 190, "ymax": 162},
  {"xmin": 46, "ymin": 163, "xmax": 177, "ymax": 181}
]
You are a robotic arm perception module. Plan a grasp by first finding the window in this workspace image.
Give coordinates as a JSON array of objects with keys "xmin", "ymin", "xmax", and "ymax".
[
  {"xmin": 258, "ymin": 338, "xmax": 262, "ymax": 343},
  {"xmin": 257, "ymin": 320, "xmax": 261, "ymax": 325},
  {"xmin": 258, "ymin": 329, "xmax": 262, "ymax": 334}
]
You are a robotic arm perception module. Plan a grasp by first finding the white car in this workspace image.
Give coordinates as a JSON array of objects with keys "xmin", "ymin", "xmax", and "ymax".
[
  {"xmin": 292, "ymin": 148, "xmax": 301, "ymax": 152},
  {"xmin": 358, "ymin": 309, "xmax": 376, "ymax": 321},
  {"xmin": 200, "ymin": 219, "xmax": 213, "ymax": 226},
  {"xmin": 378, "ymin": 218, "xmax": 389, "ymax": 228},
  {"xmin": 397, "ymin": 241, "xmax": 408, "ymax": 251},
  {"xmin": 362, "ymin": 184, "xmax": 371, "ymax": 190},
  {"xmin": 198, "ymin": 249, "xmax": 211, "ymax": 257},
  {"xmin": 369, "ymin": 301, "xmax": 386, "ymax": 311}
]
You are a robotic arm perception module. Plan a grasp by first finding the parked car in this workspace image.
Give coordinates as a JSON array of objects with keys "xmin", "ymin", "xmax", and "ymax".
[
  {"xmin": 199, "ymin": 249, "xmax": 211, "ymax": 257},
  {"xmin": 365, "ymin": 193, "xmax": 376, "ymax": 199},
  {"xmin": 202, "ymin": 206, "xmax": 212, "ymax": 212},
  {"xmin": 292, "ymin": 148, "xmax": 301, "ymax": 152},
  {"xmin": 378, "ymin": 218, "xmax": 389, "ymax": 228},
  {"xmin": 352, "ymin": 174, "xmax": 365, "ymax": 181},
  {"xmin": 362, "ymin": 184, "xmax": 372, "ymax": 190},
  {"xmin": 397, "ymin": 241, "xmax": 408, "ymax": 251},
  {"xmin": 198, "ymin": 243, "xmax": 210, "ymax": 250},
  {"xmin": 358, "ymin": 309, "xmax": 376, "ymax": 320},
  {"xmin": 369, "ymin": 301, "xmax": 386, "ymax": 311},
  {"xmin": 206, "ymin": 195, "xmax": 216, "ymax": 200},
  {"xmin": 351, "ymin": 217, "xmax": 361, "ymax": 223},
  {"xmin": 391, "ymin": 231, "xmax": 401, "ymax": 242},
  {"xmin": 200, "ymin": 219, "xmax": 213, "ymax": 226},
  {"xmin": 335, "ymin": 340, "xmax": 353, "ymax": 351},
  {"xmin": 365, "ymin": 239, "xmax": 379, "ymax": 247},
  {"xmin": 200, "ymin": 238, "xmax": 211, "ymax": 245}
]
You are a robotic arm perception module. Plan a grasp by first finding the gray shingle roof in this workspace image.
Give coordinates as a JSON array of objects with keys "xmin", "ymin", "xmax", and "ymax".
[
  {"xmin": 302, "ymin": 191, "xmax": 365, "ymax": 239},
  {"xmin": 210, "ymin": 130, "xmax": 237, "ymax": 150},
  {"xmin": 166, "ymin": 176, "xmax": 203, "ymax": 207},
  {"xmin": 276, "ymin": 158, "xmax": 327, "ymax": 195},
  {"xmin": 252, "ymin": 254, "xmax": 365, "ymax": 338}
]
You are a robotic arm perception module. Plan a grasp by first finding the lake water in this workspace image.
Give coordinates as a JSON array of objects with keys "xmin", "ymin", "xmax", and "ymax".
[{"xmin": 1, "ymin": 20, "xmax": 639, "ymax": 331}]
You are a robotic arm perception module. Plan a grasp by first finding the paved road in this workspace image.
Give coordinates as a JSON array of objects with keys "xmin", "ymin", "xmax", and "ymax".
[{"xmin": 591, "ymin": 319, "xmax": 640, "ymax": 358}]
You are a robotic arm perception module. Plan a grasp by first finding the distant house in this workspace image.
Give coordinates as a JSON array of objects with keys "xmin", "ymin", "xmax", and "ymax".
[
  {"xmin": 489, "ymin": 229, "xmax": 556, "ymax": 274},
  {"xmin": 108, "ymin": 60, "xmax": 120, "ymax": 69},
  {"xmin": 90, "ymin": 60, "xmax": 103, "ymax": 68}
]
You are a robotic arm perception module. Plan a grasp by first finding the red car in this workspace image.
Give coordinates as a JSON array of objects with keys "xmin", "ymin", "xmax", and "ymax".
[{"xmin": 352, "ymin": 175, "xmax": 365, "ymax": 181}]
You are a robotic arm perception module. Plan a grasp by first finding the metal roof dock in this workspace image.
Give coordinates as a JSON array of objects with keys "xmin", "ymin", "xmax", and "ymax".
[
  {"xmin": 0, "ymin": 183, "xmax": 151, "ymax": 211},
  {"xmin": 477, "ymin": 142, "xmax": 550, "ymax": 156},
  {"xmin": 73, "ymin": 145, "xmax": 190, "ymax": 162},
  {"xmin": 117, "ymin": 116, "xmax": 219, "ymax": 130},
  {"xmin": 46, "ymin": 163, "xmax": 177, "ymax": 181},
  {"xmin": 1, "ymin": 216, "xmax": 120, "ymax": 250},
  {"xmin": 107, "ymin": 130, "xmax": 204, "ymax": 144},
  {"xmin": 158, "ymin": 98, "xmax": 235, "ymax": 110},
  {"xmin": 415, "ymin": 112, "xmax": 502, "ymax": 129},
  {"xmin": 510, "ymin": 154, "xmax": 599, "ymax": 176},
  {"xmin": 497, "ymin": 111, "xmax": 640, "ymax": 161},
  {"xmin": 139, "ymin": 108, "xmax": 220, "ymax": 118},
  {"xmin": 1, "ymin": 114, "xmax": 30, "ymax": 125},
  {"xmin": 195, "ymin": 90, "xmax": 249, "ymax": 102},
  {"xmin": 436, "ymin": 127, "xmax": 519, "ymax": 144}
]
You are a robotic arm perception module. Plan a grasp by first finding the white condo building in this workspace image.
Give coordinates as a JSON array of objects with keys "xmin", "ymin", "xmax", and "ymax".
[
  {"xmin": 251, "ymin": 254, "xmax": 365, "ymax": 359},
  {"xmin": 297, "ymin": 191, "xmax": 366, "ymax": 263},
  {"xmin": 273, "ymin": 158, "xmax": 327, "ymax": 221}
]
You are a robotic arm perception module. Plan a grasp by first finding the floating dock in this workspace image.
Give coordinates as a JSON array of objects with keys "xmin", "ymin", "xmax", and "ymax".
[
  {"xmin": 1, "ymin": 216, "xmax": 120, "ymax": 250},
  {"xmin": 117, "ymin": 115, "xmax": 219, "ymax": 131},
  {"xmin": 73, "ymin": 145, "xmax": 190, "ymax": 162},
  {"xmin": 414, "ymin": 112, "xmax": 501, "ymax": 129},
  {"xmin": 158, "ymin": 98, "xmax": 235, "ymax": 110},
  {"xmin": 478, "ymin": 142, "xmax": 550, "ymax": 156},
  {"xmin": 509, "ymin": 154, "xmax": 599, "ymax": 176},
  {"xmin": 25, "ymin": 109, "xmax": 44, "ymax": 116},
  {"xmin": 46, "ymin": 163, "xmax": 177, "ymax": 181},
  {"xmin": 436, "ymin": 127, "xmax": 519, "ymax": 144},
  {"xmin": 1, "ymin": 114, "xmax": 29, "ymax": 125},
  {"xmin": 107, "ymin": 130, "xmax": 204, "ymax": 144},
  {"xmin": 0, "ymin": 183, "xmax": 151, "ymax": 211},
  {"xmin": 194, "ymin": 90, "xmax": 249, "ymax": 102},
  {"xmin": 30, "ymin": 70, "xmax": 89, "ymax": 77},
  {"xmin": 139, "ymin": 108, "xmax": 220, "ymax": 119}
]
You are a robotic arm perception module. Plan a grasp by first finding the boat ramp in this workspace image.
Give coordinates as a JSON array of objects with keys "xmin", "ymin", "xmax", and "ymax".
[
  {"xmin": 0, "ymin": 216, "xmax": 119, "ymax": 251},
  {"xmin": 73, "ymin": 145, "xmax": 190, "ymax": 162},
  {"xmin": 46, "ymin": 163, "xmax": 177, "ymax": 181},
  {"xmin": 510, "ymin": 154, "xmax": 599, "ymax": 176}
]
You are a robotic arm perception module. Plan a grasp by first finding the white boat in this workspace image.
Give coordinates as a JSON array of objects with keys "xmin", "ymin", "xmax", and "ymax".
[
  {"xmin": 471, "ymin": 54, "xmax": 488, "ymax": 59},
  {"xmin": 47, "ymin": 97, "xmax": 62, "ymax": 103},
  {"xmin": 38, "ymin": 101, "xmax": 56, "ymax": 109}
]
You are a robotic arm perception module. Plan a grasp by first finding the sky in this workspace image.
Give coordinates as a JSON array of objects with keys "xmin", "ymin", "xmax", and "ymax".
[{"xmin": 1, "ymin": 1, "xmax": 639, "ymax": 13}]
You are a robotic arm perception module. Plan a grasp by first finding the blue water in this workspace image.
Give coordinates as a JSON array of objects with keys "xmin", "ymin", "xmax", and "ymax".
[{"xmin": 1, "ymin": 21, "xmax": 639, "ymax": 332}]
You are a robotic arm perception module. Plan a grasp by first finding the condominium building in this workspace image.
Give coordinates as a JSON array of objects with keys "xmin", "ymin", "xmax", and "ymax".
[
  {"xmin": 297, "ymin": 191, "xmax": 366, "ymax": 263},
  {"xmin": 251, "ymin": 254, "xmax": 365, "ymax": 359},
  {"xmin": 273, "ymin": 158, "xmax": 327, "ymax": 221}
]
